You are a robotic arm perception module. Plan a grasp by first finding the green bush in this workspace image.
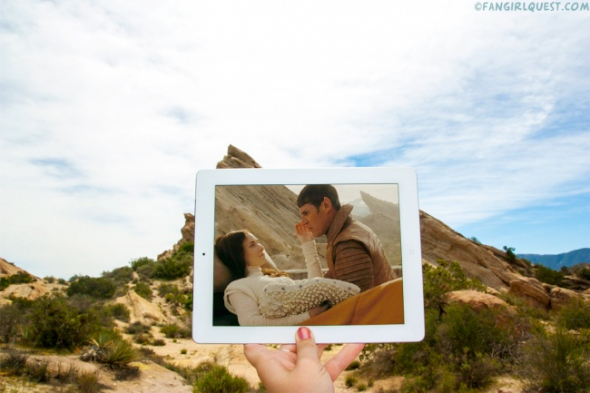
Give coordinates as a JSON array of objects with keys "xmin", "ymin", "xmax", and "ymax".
[
  {"xmin": 134, "ymin": 281, "xmax": 153, "ymax": 300},
  {"xmin": 345, "ymin": 376, "xmax": 357, "ymax": 388},
  {"xmin": 160, "ymin": 323, "xmax": 191, "ymax": 339},
  {"xmin": 102, "ymin": 266, "xmax": 134, "ymax": 285},
  {"xmin": 578, "ymin": 267, "xmax": 590, "ymax": 280},
  {"xmin": 520, "ymin": 328, "xmax": 590, "ymax": 393},
  {"xmin": 534, "ymin": 264, "xmax": 565, "ymax": 286},
  {"xmin": 192, "ymin": 362, "xmax": 249, "ymax": 393},
  {"xmin": 76, "ymin": 371, "xmax": 101, "ymax": 393},
  {"xmin": 153, "ymin": 254, "xmax": 192, "ymax": 280},
  {"xmin": 126, "ymin": 321, "xmax": 151, "ymax": 335},
  {"xmin": 158, "ymin": 283, "xmax": 180, "ymax": 298},
  {"xmin": 129, "ymin": 257, "xmax": 156, "ymax": 271},
  {"xmin": 26, "ymin": 295, "xmax": 103, "ymax": 350},
  {"xmin": 105, "ymin": 303, "xmax": 130, "ymax": 322},
  {"xmin": 0, "ymin": 271, "xmax": 35, "ymax": 290},
  {"xmin": 557, "ymin": 297, "xmax": 590, "ymax": 330},
  {"xmin": 67, "ymin": 276, "xmax": 116, "ymax": 299},
  {"xmin": 361, "ymin": 261, "xmax": 521, "ymax": 392},
  {"xmin": 422, "ymin": 260, "xmax": 486, "ymax": 311},
  {"xmin": 0, "ymin": 302, "xmax": 25, "ymax": 343}
]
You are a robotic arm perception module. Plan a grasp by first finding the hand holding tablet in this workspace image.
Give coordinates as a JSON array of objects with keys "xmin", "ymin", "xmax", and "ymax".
[{"xmin": 193, "ymin": 167, "xmax": 425, "ymax": 344}]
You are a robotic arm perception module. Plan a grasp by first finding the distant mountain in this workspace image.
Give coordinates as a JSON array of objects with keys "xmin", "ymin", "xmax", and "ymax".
[{"xmin": 518, "ymin": 248, "xmax": 590, "ymax": 270}]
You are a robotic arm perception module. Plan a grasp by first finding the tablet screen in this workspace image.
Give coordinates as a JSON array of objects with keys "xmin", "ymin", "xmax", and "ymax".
[{"xmin": 193, "ymin": 168, "xmax": 424, "ymax": 344}]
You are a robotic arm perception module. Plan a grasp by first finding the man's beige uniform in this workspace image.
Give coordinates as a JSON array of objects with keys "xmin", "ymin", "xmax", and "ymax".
[{"xmin": 324, "ymin": 204, "xmax": 395, "ymax": 292}]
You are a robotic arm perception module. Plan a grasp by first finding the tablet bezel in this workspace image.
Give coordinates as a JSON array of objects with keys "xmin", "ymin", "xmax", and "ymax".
[{"xmin": 192, "ymin": 167, "xmax": 424, "ymax": 344}]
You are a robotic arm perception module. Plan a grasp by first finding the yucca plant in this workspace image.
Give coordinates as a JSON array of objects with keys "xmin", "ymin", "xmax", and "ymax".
[{"xmin": 102, "ymin": 339, "xmax": 138, "ymax": 369}]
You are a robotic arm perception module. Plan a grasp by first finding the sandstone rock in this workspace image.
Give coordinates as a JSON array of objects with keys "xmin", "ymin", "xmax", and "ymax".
[
  {"xmin": 0, "ymin": 257, "xmax": 39, "ymax": 280},
  {"xmin": 509, "ymin": 277, "xmax": 550, "ymax": 309},
  {"xmin": 549, "ymin": 286, "xmax": 583, "ymax": 311},
  {"xmin": 1, "ymin": 283, "xmax": 49, "ymax": 300},
  {"xmin": 420, "ymin": 212, "xmax": 521, "ymax": 290},
  {"xmin": 444, "ymin": 290, "xmax": 516, "ymax": 315},
  {"xmin": 115, "ymin": 290, "xmax": 166, "ymax": 325},
  {"xmin": 216, "ymin": 145, "xmax": 261, "ymax": 169}
]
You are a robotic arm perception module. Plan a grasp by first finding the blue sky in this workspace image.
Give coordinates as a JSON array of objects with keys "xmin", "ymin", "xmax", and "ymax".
[{"xmin": 1, "ymin": 1, "xmax": 589, "ymax": 279}]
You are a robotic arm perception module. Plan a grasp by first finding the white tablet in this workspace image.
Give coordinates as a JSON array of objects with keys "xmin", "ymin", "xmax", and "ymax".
[{"xmin": 192, "ymin": 167, "xmax": 424, "ymax": 344}]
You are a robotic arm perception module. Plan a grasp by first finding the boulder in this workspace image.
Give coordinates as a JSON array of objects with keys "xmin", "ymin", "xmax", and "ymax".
[
  {"xmin": 509, "ymin": 277, "xmax": 550, "ymax": 309},
  {"xmin": 1, "ymin": 283, "xmax": 49, "ymax": 300},
  {"xmin": 115, "ymin": 290, "xmax": 166, "ymax": 325},
  {"xmin": 549, "ymin": 286, "xmax": 583, "ymax": 311},
  {"xmin": 444, "ymin": 290, "xmax": 516, "ymax": 315}
]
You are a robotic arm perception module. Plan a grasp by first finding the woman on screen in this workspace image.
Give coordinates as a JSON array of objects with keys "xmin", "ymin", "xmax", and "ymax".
[{"xmin": 215, "ymin": 224, "xmax": 359, "ymax": 326}]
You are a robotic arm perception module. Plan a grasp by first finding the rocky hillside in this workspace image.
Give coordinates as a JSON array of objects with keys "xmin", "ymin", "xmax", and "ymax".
[
  {"xmin": 172, "ymin": 145, "xmax": 589, "ymax": 309},
  {"xmin": 201, "ymin": 146, "xmax": 522, "ymax": 289}
]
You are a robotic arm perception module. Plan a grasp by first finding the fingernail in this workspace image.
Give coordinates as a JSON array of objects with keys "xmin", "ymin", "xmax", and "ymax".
[{"xmin": 298, "ymin": 327, "xmax": 311, "ymax": 340}]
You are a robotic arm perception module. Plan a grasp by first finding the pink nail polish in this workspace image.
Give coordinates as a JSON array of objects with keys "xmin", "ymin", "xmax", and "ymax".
[{"xmin": 298, "ymin": 327, "xmax": 311, "ymax": 340}]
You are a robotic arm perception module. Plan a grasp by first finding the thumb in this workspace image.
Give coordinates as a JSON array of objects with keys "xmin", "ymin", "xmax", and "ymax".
[{"xmin": 294, "ymin": 327, "xmax": 320, "ymax": 367}]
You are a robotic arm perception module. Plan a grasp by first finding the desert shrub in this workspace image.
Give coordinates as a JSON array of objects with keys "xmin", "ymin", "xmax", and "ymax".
[
  {"xmin": 153, "ymin": 254, "xmax": 192, "ymax": 280},
  {"xmin": 161, "ymin": 323, "xmax": 179, "ymax": 338},
  {"xmin": 24, "ymin": 359, "xmax": 51, "ymax": 383},
  {"xmin": 8, "ymin": 271, "xmax": 35, "ymax": 285},
  {"xmin": 520, "ymin": 328, "xmax": 590, "ymax": 393},
  {"xmin": 422, "ymin": 260, "xmax": 486, "ymax": 311},
  {"xmin": 534, "ymin": 264, "xmax": 565, "ymax": 286},
  {"xmin": 158, "ymin": 283, "xmax": 180, "ymax": 298},
  {"xmin": 152, "ymin": 338, "xmax": 166, "ymax": 346},
  {"xmin": 0, "ymin": 272, "xmax": 35, "ymax": 291},
  {"xmin": 503, "ymin": 246, "xmax": 517, "ymax": 262},
  {"xmin": 346, "ymin": 360, "xmax": 361, "ymax": 370},
  {"xmin": 178, "ymin": 241, "xmax": 194, "ymax": 254},
  {"xmin": 578, "ymin": 267, "xmax": 590, "ymax": 280},
  {"xmin": 105, "ymin": 303, "xmax": 130, "ymax": 322},
  {"xmin": 26, "ymin": 295, "xmax": 103, "ymax": 350},
  {"xmin": 134, "ymin": 333, "xmax": 151, "ymax": 345},
  {"xmin": 361, "ymin": 261, "xmax": 521, "ymax": 392},
  {"xmin": 556, "ymin": 297, "xmax": 590, "ymax": 330},
  {"xmin": 77, "ymin": 371, "xmax": 101, "ymax": 393},
  {"xmin": 102, "ymin": 266, "xmax": 133, "ymax": 286},
  {"xmin": 0, "ymin": 303, "xmax": 24, "ymax": 343},
  {"xmin": 114, "ymin": 365, "xmax": 140, "ymax": 381},
  {"xmin": 136, "ymin": 263, "xmax": 157, "ymax": 280},
  {"xmin": 0, "ymin": 277, "xmax": 9, "ymax": 291},
  {"xmin": 0, "ymin": 350, "xmax": 28, "ymax": 376},
  {"xmin": 192, "ymin": 362, "xmax": 249, "ymax": 393},
  {"xmin": 130, "ymin": 257, "xmax": 156, "ymax": 272},
  {"xmin": 345, "ymin": 376, "xmax": 358, "ymax": 387},
  {"xmin": 133, "ymin": 281, "xmax": 153, "ymax": 300},
  {"xmin": 126, "ymin": 321, "xmax": 151, "ymax": 335},
  {"xmin": 161, "ymin": 323, "xmax": 190, "ymax": 338},
  {"xmin": 67, "ymin": 276, "xmax": 116, "ymax": 299}
]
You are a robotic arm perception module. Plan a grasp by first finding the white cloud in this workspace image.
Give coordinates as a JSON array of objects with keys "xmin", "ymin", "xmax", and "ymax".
[{"xmin": 1, "ymin": 0, "xmax": 588, "ymax": 277}]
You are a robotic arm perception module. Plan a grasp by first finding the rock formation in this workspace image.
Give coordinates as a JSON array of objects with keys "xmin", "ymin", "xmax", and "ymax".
[
  {"xmin": 114, "ymin": 290, "xmax": 167, "ymax": 325},
  {"xmin": 444, "ymin": 289, "xmax": 516, "ymax": 314}
]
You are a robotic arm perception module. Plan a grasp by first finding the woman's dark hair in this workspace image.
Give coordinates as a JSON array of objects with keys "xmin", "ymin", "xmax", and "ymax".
[
  {"xmin": 296, "ymin": 184, "xmax": 341, "ymax": 210},
  {"xmin": 215, "ymin": 230, "xmax": 249, "ymax": 280}
]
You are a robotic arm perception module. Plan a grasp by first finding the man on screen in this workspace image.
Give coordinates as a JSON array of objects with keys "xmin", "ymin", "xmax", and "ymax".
[{"xmin": 296, "ymin": 185, "xmax": 395, "ymax": 292}]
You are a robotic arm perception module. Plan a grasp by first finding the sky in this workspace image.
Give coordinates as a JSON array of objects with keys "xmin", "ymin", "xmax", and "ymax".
[{"xmin": 1, "ymin": 1, "xmax": 589, "ymax": 279}]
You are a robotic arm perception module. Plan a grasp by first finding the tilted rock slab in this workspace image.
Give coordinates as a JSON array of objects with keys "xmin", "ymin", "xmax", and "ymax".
[
  {"xmin": 509, "ymin": 277, "xmax": 550, "ymax": 309},
  {"xmin": 420, "ymin": 211, "xmax": 521, "ymax": 290}
]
